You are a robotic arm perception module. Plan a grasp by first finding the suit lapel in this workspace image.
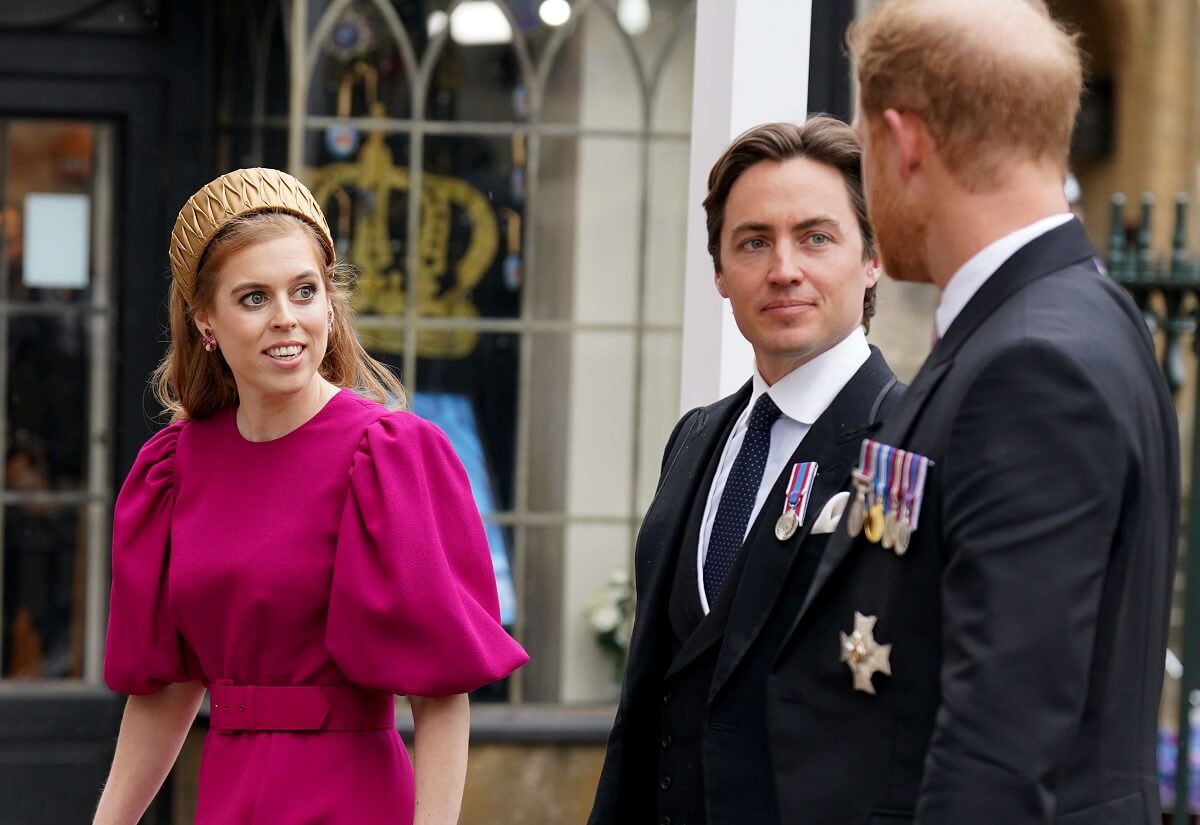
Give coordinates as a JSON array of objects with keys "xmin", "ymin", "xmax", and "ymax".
[
  {"xmin": 787, "ymin": 218, "xmax": 1099, "ymax": 636},
  {"xmin": 707, "ymin": 350, "xmax": 897, "ymax": 698},
  {"xmin": 628, "ymin": 385, "xmax": 750, "ymax": 679},
  {"xmin": 790, "ymin": 356, "xmax": 950, "ymax": 631}
]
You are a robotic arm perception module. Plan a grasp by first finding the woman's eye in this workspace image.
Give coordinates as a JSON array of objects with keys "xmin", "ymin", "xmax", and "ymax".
[
  {"xmin": 296, "ymin": 284, "xmax": 316, "ymax": 300},
  {"xmin": 240, "ymin": 292, "xmax": 267, "ymax": 307}
]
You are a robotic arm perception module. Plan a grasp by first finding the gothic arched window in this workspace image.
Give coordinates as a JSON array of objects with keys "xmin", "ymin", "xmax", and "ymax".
[{"xmin": 218, "ymin": 0, "xmax": 696, "ymax": 703}]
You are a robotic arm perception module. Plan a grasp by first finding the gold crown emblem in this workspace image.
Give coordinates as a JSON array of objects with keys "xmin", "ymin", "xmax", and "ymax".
[{"xmin": 168, "ymin": 167, "xmax": 335, "ymax": 299}]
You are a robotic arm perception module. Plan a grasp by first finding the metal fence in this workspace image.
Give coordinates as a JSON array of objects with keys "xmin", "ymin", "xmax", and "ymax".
[{"xmin": 1106, "ymin": 192, "xmax": 1200, "ymax": 824}]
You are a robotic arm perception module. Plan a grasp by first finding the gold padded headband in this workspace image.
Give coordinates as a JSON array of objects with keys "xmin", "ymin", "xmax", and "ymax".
[{"xmin": 168, "ymin": 167, "xmax": 334, "ymax": 301}]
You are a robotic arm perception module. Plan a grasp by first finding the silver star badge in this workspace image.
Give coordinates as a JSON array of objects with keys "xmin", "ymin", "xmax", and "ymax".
[{"xmin": 840, "ymin": 612, "xmax": 893, "ymax": 695}]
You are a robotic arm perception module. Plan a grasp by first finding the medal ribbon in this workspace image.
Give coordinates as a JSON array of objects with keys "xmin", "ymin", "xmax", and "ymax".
[
  {"xmin": 856, "ymin": 438, "xmax": 870, "ymax": 477},
  {"xmin": 862, "ymin": 440, "xmax": 877, "ymax": 499},
  {"xmin": 898, "ymin": 450, "xmax": 914, "ymax": 521},
  {"xmin": 909, "ymin": 455, "xmax": 930, "ymax": 529},
  {"xmin": 887, "ymin": 448, "xmax": 904, "ymax": 515},
  {"xmin": 782, "ymin": 461, "xmax": 819, "ymax": 526},
  {"xmin": 872, "ymin": 443, "xmax": 891, "ymax": 510}
]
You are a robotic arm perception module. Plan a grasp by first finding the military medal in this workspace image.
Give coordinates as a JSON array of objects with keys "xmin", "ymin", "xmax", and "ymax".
[
  {"xmin": 847, "ymin": 470, "xmax": 870, "ymax": 537},
  {"xmin": 864, "ymin": 501, "xmax": 885, "ymax": 543},
  {"xmin": 897, "ymin": 452, "xmax": 930, "ymax": 555},
  {"xmin": 864, "ymin": 443, "xmax": 891, "ymax": 544},
  {"xmin": 846, "ymin": 440, "xmax": 873, "ymax": 538},
  {"xmin": 853, "ymin": 440, "xmax": 934, "ymax": 555},
  {"xmin": 879, "ymin": 450, "xmax": 894, "ymax": 549},
  {"xmin": 775, "ymin": 462, "xmax": 818, "ymax": 541},
  {"xmin": 840, "ymin": 611, "xmax": 893, "ymax": 695},
  {"xmin": 881, "ymin": 449, "xmax": 903, "ymax": 550},
  {"xmin": 891, "ymin": 452, "xmax": 914, "ymax": 556}
]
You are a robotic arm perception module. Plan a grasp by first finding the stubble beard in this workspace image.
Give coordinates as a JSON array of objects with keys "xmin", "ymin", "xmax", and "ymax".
[{"xmin": 871, "ymin": 189, "xmax": 932, "ymax": 285}]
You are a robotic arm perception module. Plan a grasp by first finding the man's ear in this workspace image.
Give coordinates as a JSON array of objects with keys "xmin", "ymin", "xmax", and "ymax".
[
  {"xmin": 714, "ymin": 268, "xmax": 729, "ymax": 299},
  {"xmin": 882, "ymin": 108, "xmax": 926, "ymax": 182},
  {"xmin": 865, "ymin": 254, "xmax": 882, "ymax": 289}
]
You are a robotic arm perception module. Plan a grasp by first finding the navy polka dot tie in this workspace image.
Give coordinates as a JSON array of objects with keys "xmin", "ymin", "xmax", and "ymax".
[{"xmin": 703, "ymin": 393, "xmax": 782, "ymax": 606}]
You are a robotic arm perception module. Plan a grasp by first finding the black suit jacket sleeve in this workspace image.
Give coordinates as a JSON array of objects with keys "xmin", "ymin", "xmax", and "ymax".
[
  {"xmin": 588, "ymin": 406, "xmax": 702, "ymax": 825},
  {"xmin": 659, "ymin": 407, "xmax": 702, "ymax": 478},
  {"xmin": 916, "ymin": 342, "xmax": 1124, "ymax": 825}
]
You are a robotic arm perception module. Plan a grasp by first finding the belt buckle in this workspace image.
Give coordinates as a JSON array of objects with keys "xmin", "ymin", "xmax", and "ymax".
[{"xmin": 211, "ymin": 680, "xmax": 256, "ymax": 734}]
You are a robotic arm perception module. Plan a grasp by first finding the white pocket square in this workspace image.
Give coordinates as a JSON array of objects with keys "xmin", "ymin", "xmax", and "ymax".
[{"xmin": 809, "ymin": 491, "xmax": 850, "ymax": 534}]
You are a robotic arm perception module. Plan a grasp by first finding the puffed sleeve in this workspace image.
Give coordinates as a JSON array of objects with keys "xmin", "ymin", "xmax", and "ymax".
[
  {"xmin": 104, "ymin": 422, "xmax": 192, "ymax": 694},
  {"xmin": 327, "ymin": 413, "xmax": 529, "ymax": 697}
]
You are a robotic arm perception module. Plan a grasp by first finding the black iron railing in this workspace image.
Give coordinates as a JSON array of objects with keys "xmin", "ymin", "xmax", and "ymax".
[{"xmin": 1107, "ymin": 192, "xmax": 1200, "ymax": 825}]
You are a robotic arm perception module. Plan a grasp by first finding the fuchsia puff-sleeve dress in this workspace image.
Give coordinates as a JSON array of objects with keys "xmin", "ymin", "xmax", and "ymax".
[{"xmin": 103, "ymin": 389, "xmax": 528, "ymax": 824}]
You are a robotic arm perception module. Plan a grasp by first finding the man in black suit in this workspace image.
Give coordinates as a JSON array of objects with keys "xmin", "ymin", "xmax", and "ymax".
[
  {"xmin": 589, "ymin": 117, "xmax": 904, "ymax": 825},
  {"xmin": 773, "ymin": 1, "xmax": 1179, "ymax": 823}
]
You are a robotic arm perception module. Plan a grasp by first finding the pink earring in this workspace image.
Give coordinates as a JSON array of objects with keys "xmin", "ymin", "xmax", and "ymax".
[
  {"xmin": 328, "ymin": 309, "xmax": 334, "ymax": 334},
  {"xmin": 201, "ymin": 328, "xmax": 218, "ymax": 353}
]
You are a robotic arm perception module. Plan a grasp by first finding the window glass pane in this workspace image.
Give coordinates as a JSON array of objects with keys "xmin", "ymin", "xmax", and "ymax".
[
  {"xmin": 526, "ymin": 333, "xmax": 568, "ymax": 514},
  {"xmin": 5, "ymin": 122, "xmax": 99, "ymax": 304},
  {"xmin": 8, "ymin": 317, "xmax": 89, "ymax": 492},
  {"xmin": 534, "ymin": 136, "xmax": 640, "ymax": 323},
  {"xmin": 561, "ymin": 522, "xmax": 632, "ymax": 703},
  {"xmin": 539, "ymin": 2, "xmax": 643, "ymax": 130},
  {"xmin": 420, "ymin": 134, "xmax": 522, "ymax": 321},
  {"xmin": 562, "ymin": 331, "xmax": 636, "ymax": 517},
  {"xmin": 643, "ymin": 138, "xmax": 689, "ymax": 326},
  {"xmin": 219, "ymin": 0, "xmax": 289, "ymax": 123},
  {"xmin": 519, "ymin": 525, "xmax": 563, "ymax": 703},
  {"xmin": 420, "ymin": 0, "xmax": 532, "ymax": 123},
  {"xmin": 0, "ymin": 117, "xmax": 115, "ymax": 686},
  {"xmin": 648, "ymin": 4, "xmax": 695, "ymax": 134},
  {"xmin": 415, "ymin": 332, "xmax": 519, "ymax": 515},
  {"xmin": 2, "ymin": 505, "xmax": 84, "ymax": 679},
  {"xmin": 528, "ymin": 138, "xmax": 574, "ymax": 322},
  {"xmin": 306, "ymin": 131, "xmax": 414, "ymax": 347},
  {"xmin": 637, "ymin": 330, "xmax": 683, "ymax": 510},
  {"xmin": 307, "ymin": 0, "xmax": 414, "ymax": 120}
]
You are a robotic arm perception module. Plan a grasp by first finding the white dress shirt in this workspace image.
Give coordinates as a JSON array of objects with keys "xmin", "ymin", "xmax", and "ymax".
[
  {"xmin": 934, "ymin": 213, "xmax": 1074, "ymax": 339},
  {"xmin": 696, "ymin": 327, "xmax": 871, "ymax": 613}
]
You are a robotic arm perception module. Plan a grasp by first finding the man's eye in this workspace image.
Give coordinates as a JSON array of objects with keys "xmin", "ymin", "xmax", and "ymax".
[
  {"xmin": 809, "ymin": 233, "xmax": 830, "ymax": 246},
  {"xmin": 743, "ymin": 238, "xmax": 767, "ymax": 250}
]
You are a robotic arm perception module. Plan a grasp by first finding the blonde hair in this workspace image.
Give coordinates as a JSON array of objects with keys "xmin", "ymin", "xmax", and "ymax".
[
  {"xmin": 151, "ymin": 211, "xmax": 406, "ymax": 420},
  {"xmin": 849, "ymin": 0, "xmax": 1083, "ymax": 189}
]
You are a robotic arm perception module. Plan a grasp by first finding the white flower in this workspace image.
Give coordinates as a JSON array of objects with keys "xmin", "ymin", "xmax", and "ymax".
[
  {"xmin": 590, "ymin": 603, "xmax": 622, "ymax": 634},
  {"xmin": 609, "ymin": 568, "xmax": 631, "ymax": 587}
]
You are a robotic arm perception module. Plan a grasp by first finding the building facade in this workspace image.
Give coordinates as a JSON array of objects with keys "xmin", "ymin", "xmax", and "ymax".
[{"xmin": 0, "ymin": 0, "xmax": 1195, "ymax": 822}]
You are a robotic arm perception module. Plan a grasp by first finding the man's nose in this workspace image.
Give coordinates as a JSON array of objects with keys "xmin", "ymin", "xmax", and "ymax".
[{"xmin": 769, "ymin": 246, "xmax": 805, "ymax": 285}]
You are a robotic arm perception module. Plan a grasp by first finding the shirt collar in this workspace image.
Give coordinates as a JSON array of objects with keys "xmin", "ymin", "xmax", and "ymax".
[
  {"xmin": 935, "ymin": 213, "xmax": 1074, "ymax": 338},
  {"xmin": 749, "ymin": 327, "xmax": 871, "ymax": 425}
]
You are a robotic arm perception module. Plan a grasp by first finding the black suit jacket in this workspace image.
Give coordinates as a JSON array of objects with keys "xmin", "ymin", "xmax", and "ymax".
[
  {"xmin": 769, "ymin": 219, "xmax": 1178, "ymax": 825},
  {"xmin": 590, "ymin": 347, "xmax": 904, "ymax": 825}
]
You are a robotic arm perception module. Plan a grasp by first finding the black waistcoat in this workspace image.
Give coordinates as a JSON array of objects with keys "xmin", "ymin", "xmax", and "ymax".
[
  {"xmin": 656, "ymin": 425, "xmax": 839, "ymax": 825},
  {"xmin": 656, "ymin": 412, "xmax": 751, "ymax": 825}
]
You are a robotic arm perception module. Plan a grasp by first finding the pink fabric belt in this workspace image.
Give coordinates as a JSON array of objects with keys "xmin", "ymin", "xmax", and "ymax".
[{"xmin": 209, "ymin": 680, "xmax": 394, "ymax": 734}]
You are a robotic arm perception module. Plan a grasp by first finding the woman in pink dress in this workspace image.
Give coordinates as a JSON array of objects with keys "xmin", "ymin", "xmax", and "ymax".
[{"xmin": 92, "ymin": 168, "xmax": 527, "ymax": 825}]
